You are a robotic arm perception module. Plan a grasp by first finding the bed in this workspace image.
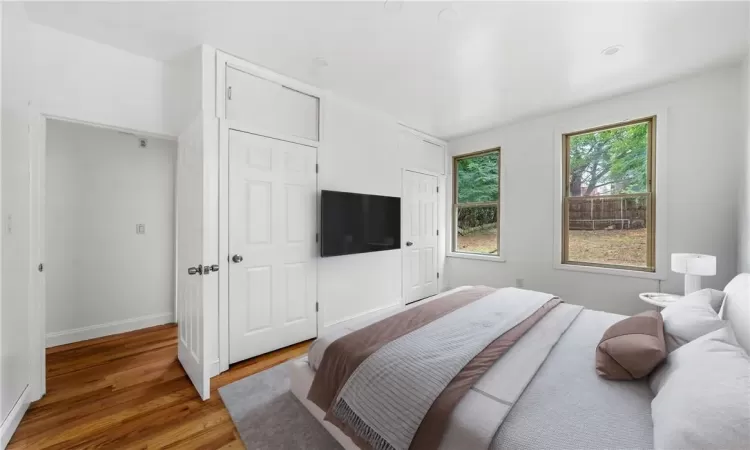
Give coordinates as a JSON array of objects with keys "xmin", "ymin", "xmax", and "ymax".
[{"xmin": 289, "ymin": 274, "xmax": 750, "ymax": 450}]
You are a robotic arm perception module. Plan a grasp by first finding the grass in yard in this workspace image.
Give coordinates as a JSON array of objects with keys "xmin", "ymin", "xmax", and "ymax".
[
  {"xmin": 456, "ymin": 227, "xmax": 648, "ymax": 267},
  {"xmin": 568, "ymin": 228, "xmax": 647, "ymax": 267},
  {"xmin": 456, "ymin": 227, "xmax": 498, "ymax": 254}
]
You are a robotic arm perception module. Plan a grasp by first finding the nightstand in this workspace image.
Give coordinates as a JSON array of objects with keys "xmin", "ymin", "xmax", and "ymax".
[{"xmin": 639, "ymin": 292, "xmax": 681, "ymax": 309}]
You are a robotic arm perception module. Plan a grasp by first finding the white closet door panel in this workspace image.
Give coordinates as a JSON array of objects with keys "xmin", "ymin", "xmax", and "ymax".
[
  {"xmin": 402, "ymin": 171, "xmax": 439, "ymax": 305},
  {"xmin": 228, "ymin": 130, "xmax": 317, "ymax": 364},
  {"xmin": 226, "ymin": 67, "xmax": 319, "ymax": 141}
]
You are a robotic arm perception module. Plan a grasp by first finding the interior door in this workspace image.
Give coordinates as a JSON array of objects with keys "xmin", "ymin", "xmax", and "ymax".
[
  {"xmin": 176, "ymin": 116, "xmax": 210, "ymax": 400},
  {"xmin": 228, "ymin": 129, "xmax": 317, "ymax": 364},
  {"xmin": 403, "ymin": 170, "xmax": 439, "ymax": 304}
]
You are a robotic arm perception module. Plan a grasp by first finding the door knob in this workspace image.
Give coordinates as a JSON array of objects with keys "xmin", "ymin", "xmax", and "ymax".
[
  {"xmin": 232, "ymin": 255, "xmax": 244, "ymax": 263},
  {"xmin": 187, "ymin": 267, "xmax": 199, "ymax": 275},
  {"xmin": 406, "ymin": 241, "xmax": 413, "ymax": 247},
  {"xmin": 210, "ymin": 264, "xmax": 219, "ymax": 272}
]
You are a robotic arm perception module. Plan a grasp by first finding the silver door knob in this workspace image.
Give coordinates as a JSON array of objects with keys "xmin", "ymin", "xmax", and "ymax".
[
  {"xmin": 406, "ymin": 241, "xmax": 413, "ymax": 247},
  {"xmin": 188, "ymin": 267, "xmax": 199, "ymax": 275},
  {"xmin": 232, "ymin": 254, "xmax": 244, "ymax": 263}
]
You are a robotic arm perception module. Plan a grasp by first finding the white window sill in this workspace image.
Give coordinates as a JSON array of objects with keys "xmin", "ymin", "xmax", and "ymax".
[
  {"xmin": 553, "ymin": 262, "xmax": 666, "ymax": 280},
  {"xmin": 447, "ymin": 252, "xmax": 506, "ymax": 263}
]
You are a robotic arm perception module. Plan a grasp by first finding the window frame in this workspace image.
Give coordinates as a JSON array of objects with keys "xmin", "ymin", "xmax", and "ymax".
[
  {"xmin": 561, "ymin": 116, "xmax": 656, "ymax": 272},
  {"xmin": 452, "ymin": 148, "xmax": 502, "ymax": 257}
]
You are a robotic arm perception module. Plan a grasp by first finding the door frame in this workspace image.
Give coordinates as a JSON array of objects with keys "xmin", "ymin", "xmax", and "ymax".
[
  {"xmin": 218, "ymin": 119, "xmax": 322, "ymax": 372},
  {"xmin": 216, "ymin": 52, "xmax": 326, "ymax": 372},
  {"xmin": 400, "ymin": 168, "xmax": 445, "ymax": 306},
  {"xmin": 27, "ymin": 113, "xmax": 177, "ymax": 401}
]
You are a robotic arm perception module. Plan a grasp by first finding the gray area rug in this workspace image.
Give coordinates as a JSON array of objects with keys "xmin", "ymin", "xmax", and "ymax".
[{"xmin": 219, "ymin": 360, "xmax": 343, "ymax": 450}]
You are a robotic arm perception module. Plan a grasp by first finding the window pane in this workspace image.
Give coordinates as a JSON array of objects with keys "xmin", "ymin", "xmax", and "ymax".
[
  {"xmin": 457, "ymin": 152, "xmax": 499, "ymax": 203},
  {"xmin": 456, "ymin": 205, "xmax": 498, "ymax": 255},
  {"xmin": 566, "ymin": 194, "xmax": 649, "ymax": 268},
  {"xmin": 568, "ymin": 122, "xmax": 648, "ymax": 197}
]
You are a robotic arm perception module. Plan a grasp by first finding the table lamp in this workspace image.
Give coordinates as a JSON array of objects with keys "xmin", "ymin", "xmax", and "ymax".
[{"xmin": 671, "ymin": 253, "xmax": 716, "ymax": 295}]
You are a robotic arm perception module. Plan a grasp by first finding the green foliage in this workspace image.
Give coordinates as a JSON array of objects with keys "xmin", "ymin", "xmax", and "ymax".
[
  {"xmin": 569, "ymin": 122, "xmax": 648, "ymax": 196},
  {"xmin": 457, "ymin": 152, "xmax": 499, "ymax": 203}
]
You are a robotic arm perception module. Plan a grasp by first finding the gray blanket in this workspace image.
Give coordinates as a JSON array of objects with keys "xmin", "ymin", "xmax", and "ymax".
[{"xmin": 331, "ymin": 288, "xmax": 557, "ymax": 450}]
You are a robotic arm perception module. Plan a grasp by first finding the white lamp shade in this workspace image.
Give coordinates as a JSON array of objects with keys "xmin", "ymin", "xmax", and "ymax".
[{"xmin": 671, "ymin": 253, "xmax": 716, "ymax": 276}]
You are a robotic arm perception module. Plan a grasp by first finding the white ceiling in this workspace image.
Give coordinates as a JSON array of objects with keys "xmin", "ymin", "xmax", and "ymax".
[{"xmin": 25, "ymin": 1, "xmax": 749, "ymax": 139}]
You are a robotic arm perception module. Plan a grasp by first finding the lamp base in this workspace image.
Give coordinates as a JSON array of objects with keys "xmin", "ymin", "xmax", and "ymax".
[{"xmin": 684, "ymin": 274, "xmax": 702, "ymax": 295}]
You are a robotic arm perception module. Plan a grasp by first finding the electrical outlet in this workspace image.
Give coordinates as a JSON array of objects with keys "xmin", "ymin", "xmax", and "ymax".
[
  {"xmin": 515, "ymin": 278, "xmax": 524, "ymax": 288},
  {"xmin": 136, "ymin": 224, "xmax": 146, "ymax": 235},
  {"xmin": 139, "ymin": 138, "xmax": 148, "ymax": 148}
]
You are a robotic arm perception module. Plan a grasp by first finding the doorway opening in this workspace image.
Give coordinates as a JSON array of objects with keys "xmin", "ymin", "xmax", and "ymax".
[{"xmin": 36, "ymin": 118, "xmax": 177, "ymax": 398}]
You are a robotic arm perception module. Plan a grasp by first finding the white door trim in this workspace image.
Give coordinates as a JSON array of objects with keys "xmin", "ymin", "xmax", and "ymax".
[{"xmin": 27, "ymin": 113, "xmax": 179, "ymax": 402}]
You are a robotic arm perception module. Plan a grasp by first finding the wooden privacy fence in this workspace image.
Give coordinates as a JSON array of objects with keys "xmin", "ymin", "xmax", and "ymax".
[{"xmin": 567, "ymin": 194, "xmax": 648, "ymax": 230}]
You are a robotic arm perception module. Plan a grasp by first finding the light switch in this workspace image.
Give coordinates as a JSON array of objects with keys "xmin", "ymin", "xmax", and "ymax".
[{"xmin": 136, "ymin": 224, "xmax": 146, "ymax": 235}]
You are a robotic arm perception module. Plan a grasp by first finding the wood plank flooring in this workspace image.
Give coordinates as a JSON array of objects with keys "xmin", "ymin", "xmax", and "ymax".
[{"xmin": 8, "ymin": 324, "xmax": 311, "ymax": 449}]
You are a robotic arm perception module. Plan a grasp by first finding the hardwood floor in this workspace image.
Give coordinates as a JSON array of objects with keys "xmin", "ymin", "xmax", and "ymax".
[{"xmin": 8, "ymin": 324, "xmax": 311, "ymax": 449}]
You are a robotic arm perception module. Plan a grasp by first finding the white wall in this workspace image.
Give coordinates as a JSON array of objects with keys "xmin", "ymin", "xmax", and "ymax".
[
  {"xmin": 45, "ymin": 120, "xmax": 176, "ymax": 346},
  {"xmin": 446, "ymin": 65, "xmax": 743, "ymax": 315},
  {"xmin": 1, "ymin": 0, "xmax": 31, "ymax": 429},
  {"xmin": 318, "ymin": 95, "xmax": 446, "ymax": 327},
  {"xmin": 30, "ymin": 23, "xmax": 169, "ymax": 137}
]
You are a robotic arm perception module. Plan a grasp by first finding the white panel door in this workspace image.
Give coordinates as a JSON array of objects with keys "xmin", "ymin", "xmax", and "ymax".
[
  {"xmin": 228, "ymin": 130, "xmax": 317, "ymax": 363},
  {"xmin": 176, "ymin": 116, "xmax": 211, "ymax": 400},
  {"xmin": 403, "ymin": 171, "xmax": 439, "ymax": 304}
]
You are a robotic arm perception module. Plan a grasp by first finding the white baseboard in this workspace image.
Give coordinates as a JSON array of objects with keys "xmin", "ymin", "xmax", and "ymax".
[
  {"xmin": 46, "ymin": 312, "xmax": 175, "ymax": 348},
  {"xmin": 1, "ymin": 385, "xmax": 30, "ymax": 449},
  {"xmin": 323, "ymin": 300, "xmax": 403, "ymax": 331}
]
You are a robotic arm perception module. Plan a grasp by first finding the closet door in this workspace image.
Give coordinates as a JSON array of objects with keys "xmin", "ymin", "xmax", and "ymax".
[
  {"xmin": 225, "ymin": 67, "xmax": 319, "ymax": 141},
  {"xmin": 227, "ymin": 130, "xmax": 317, "ymax": 363},
  {"xmin": 402, "ymin": 170, "xmax": 439, "ymax": 304}
]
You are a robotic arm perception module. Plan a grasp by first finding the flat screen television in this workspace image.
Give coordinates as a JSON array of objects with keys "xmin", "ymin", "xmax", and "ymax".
[{"xmin": 320, "ymin": 190, "xmax": 400, "ymax": 257}]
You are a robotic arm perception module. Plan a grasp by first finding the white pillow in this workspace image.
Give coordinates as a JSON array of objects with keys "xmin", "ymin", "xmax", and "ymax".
[
  {"xmin": 682, "ymin": 288, "xmax": 726, "ymax": 313},
  {"xmin": 661, "ymin": 289, "xmax": 727, "ymax": 352},
  {"xmin": 651, "ymin": 327, "xmax": 750, "ymax": 450}
]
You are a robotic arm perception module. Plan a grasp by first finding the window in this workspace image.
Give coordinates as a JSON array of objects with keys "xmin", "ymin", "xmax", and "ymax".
[
  {"xmin": 562, "ymin": 117, "xmax": 655, "ymax": 271},
  {"xmin": 453, "ymin": 149, "xmax": 500, "ymax": 256}
]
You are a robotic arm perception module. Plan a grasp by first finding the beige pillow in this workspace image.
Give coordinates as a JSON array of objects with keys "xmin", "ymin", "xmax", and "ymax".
[{"xmin": 596, "ymin": 311, "xmax": 667, "ymax": 380}]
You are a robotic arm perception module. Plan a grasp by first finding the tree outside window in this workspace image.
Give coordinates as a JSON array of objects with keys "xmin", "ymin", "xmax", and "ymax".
[
  {"xmin": 453, "ymin": 149, "xmax": 500, "ymax": 255},
  {"xmin": 563, "ymin": 118, "xmax": 655, "ymax": 271}
]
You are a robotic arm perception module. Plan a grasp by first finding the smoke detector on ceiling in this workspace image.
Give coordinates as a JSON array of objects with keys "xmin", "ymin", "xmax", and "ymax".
[
  {"xmin": 601, "ymin": 45, "xmax": 624, "ymax": 56},
  {"xmin": 438, "ymin": 7, "xmax": 459, "ymax": 22},
  {"xmin": 384, "ymin": 0, "xmax": 403, "ymax": 13}
]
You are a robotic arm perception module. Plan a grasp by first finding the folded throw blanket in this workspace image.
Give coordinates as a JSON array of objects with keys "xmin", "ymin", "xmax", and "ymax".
[{"xmin": 313, "ymin": 287, "xmax": 560, "ymax": 450}]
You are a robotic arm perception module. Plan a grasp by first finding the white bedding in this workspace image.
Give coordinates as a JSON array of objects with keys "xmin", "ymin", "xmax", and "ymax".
[{"xmin": 296, "ymin": 288, "xmax": 655, "ymax": 450}]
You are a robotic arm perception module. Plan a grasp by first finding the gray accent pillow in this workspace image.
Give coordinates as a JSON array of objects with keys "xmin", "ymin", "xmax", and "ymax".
[
  {"xmin": 661, "ymin": 289, "xmax": 727, "ymax": 352},
  {"xmin": 650, "ymin": 327, "xmax": 750, "ymax": 449}
]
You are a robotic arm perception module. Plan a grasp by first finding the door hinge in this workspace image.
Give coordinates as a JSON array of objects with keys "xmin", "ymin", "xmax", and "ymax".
[
  {"xmin": 38, "ymin": 263, "xmax": 44, "ymax": 273},
  {"xmin": 315, "ymin": 163, "xmax": 319, "ymax": 173},
  {"xmin": 227, "ymin": 86, "xmax": 232, "ymax": 100},
  {"xmin": 437, "ymin": 272, "xmax": 440, "ymax": 279},
  {"xmin": 436, "ymin": 229, "xmax": 439, "ymax": 236},
  {"xmin": 436, "ymin": 186, "xmax": 439, "ymax": 193},
  {"xmin": 315, "ymin": 233, "xmax": 319, "ymax": 243},
  {"xmin": 315, "ymin": 302, "xmax": 319, "ymax": 312}
]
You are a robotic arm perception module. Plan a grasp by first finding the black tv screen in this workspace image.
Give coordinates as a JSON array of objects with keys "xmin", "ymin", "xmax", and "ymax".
[{"xmin": 320, "ymin": 190, "xmax": 400, "ymax": 257}]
